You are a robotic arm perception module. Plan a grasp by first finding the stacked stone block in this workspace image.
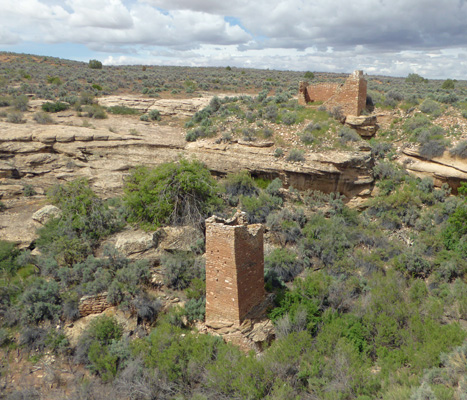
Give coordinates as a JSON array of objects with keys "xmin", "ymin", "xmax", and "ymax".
[
  {"xmin": 205, "ymin": 212, "xmax": 265, "ymax": 326},
  {"xmin": 298, "ymin": 70, "xmax": 367, "ymax": 116},
  {"xmin": 78, "ymin": 293, "xmax": 112, "ymax": 317}
]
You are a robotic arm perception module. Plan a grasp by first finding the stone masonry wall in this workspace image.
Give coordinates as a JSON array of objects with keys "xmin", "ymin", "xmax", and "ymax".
[
  {"xmin": 205, "ymin": 212, "xmax": 265, "ymax": 326},
  {"xmin": 299, "ymin": 70, "xmax": 367, "ymax": 116},
  {"xmin": 78, "ymin": 293, "xmax": 112, "ymax": 317}
]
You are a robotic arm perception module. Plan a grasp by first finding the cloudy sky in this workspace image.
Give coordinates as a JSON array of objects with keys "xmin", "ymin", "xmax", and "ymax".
[{"xmin": 1, "ymin": 0, "xmax": 467, "ymax": 79}]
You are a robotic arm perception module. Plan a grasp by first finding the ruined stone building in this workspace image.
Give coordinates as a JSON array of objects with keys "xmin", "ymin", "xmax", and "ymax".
[
  {"xmin": 205, "ymin": 212, "xmax": 265, "ymax": 326},
  {"xmin": 299, "ymin": 70, "xmax": 367, "ymax": 116}
]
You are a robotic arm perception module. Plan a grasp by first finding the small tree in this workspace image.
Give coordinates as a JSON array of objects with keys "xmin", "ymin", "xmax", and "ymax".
[
  {"xmin": 304, "ymin": 71, "xmax": 314, "ymax": 80},
  {"xmin": 442, "ymin": 79, "xmax": 456, "ymax": 90},
  {"xmin": 124, "ymin": 159, "xmax": 222, "ymax": 228},
  {"xmin": 406, "ymin": 73, "xmax": 427, "ymax": 85},
  {"xmin": 89, "ymin": 59, "xmax": 103, "ymax": 70}
]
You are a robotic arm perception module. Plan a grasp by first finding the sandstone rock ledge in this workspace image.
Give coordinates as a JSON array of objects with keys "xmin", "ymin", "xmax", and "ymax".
[{"xmin": 401, "ymin": 148, "xmax": 467, "ymax": 192}]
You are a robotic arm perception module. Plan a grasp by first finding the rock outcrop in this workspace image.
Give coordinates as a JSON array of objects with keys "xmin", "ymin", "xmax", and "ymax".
[
  {"xmin": 345, "ymin": 115, "xmax": 379, "ymax": 138},
  {"xmin": 0, "ymin": 96, "xmax": 376, "ymax": 246},
  {"xmin": 401, "ymin": 148, "xmax": 467, "ymax": 192},
  {"xmin": 98, "ymin": 95, "xmax": 212, "ymax": 117}
]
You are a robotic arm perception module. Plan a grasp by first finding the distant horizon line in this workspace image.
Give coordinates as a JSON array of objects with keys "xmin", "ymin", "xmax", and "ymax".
[{"xmin": 0, "ymin": 50, "xmax": 457, "ymax": 82}]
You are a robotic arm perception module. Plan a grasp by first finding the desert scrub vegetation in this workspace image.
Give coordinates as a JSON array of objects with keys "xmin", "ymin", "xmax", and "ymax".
[
  {"xmin": 183, "ymin": 92, "xmax": 338, "ymax": 148},
  {"xmin": 123, "ymin": 159, "xmax": 222, "ymax": 229},
  {"xmin": 36, "ymin": 178, "xmax": 124, "ymax": 265}
]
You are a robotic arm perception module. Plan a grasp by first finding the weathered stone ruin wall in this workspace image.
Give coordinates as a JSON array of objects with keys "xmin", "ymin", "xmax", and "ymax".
[
  {"xmin": 299, "ymin": 83, "xmax": 339, "ymax": 104},
  {"xmin": 205, "ymin": 212, "xmax": 265, "ymax": 326},
  {"xmin": 299, "ymin": 70, "xmax": 367, "ymax": 116},
  {"xmin": 78, "ymin": 293, "xmax": 112, "ymax": 317}
]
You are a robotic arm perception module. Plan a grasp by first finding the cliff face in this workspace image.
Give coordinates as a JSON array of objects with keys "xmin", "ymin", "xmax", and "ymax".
[{"xmin": 0, "ymin": 96, "xmax": 375, "ymax": 246}]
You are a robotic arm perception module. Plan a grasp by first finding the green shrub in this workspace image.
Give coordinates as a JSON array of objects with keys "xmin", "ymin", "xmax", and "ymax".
[
  {"xmin": 37, "ymin": 179, "xmax": 123, "ymax": 264},
  {"xmin": 47, "ymin": 76, "xmax": 62, "ymax": 85},
  {"xmin": 23, "ymin": 184, "xmax": 36, "ymax": 197},
  {"xmin": 420, "ymin": 99, "xmax": 442, "ymax": 117},
  {"xmin": 185, "ymin": 297, "xmax": 206, "ymax": 322},
  {"xmin": 148, "ymin": 109, "xmax": 161, "ymax": 121},
  {"xmin": 304, "ymin": 71, "xmax": 314, "ymax": 80},
  {"xmin": 41, "ymin": 101, "xmax": 69, "ymax": 113},
  {"xmin": 7, "ymin": 112, "xmax": 25, "ymax": 124},
  {"xmin": 0, "ymin": 240, "xmax": 19, "ymax": 275},
  {"xmin": 20, "ymin": 279, "xmax": 61, "ymax": 324},
  {"xmin": 124, "ymin": 159, "xmax": 221, "ymax": 228},
  {"xmin": 12, "ymin": 95, "xmax": 29, "ymax": 111},
  {"xmin": 33, "ymin": 112, "xmax": 54, "ymax": 124},
  {"xmin": 371, "ymin": 141, "xmax": 393, "ymax": 159},
  {"xmin": 0, "ymin": 96, "xmax": 11, "ymax": 107},
  {"xmin": 76, "ymin": 315, "xmax": 123, "ymax": 380},
  {"xmin": 339, "ymin": 126, "xmax": 361, "ymax": 143},
  {"xmin": 442, "ymin": 79, "xmax": 455, "ymax": 90},
  {"xmin": 139, "ymin": 114, "xmax": 149, "ymax": 121},
  {"xmin": 265, "ymin": 248, "xmax": 302, "ymax": 283},
  {"xmin": 241, "ymin": 191, "xmax": 282, "ymax": 223},
  {"xmin": 224, "ymin": 170, "xmax": 259, "ymax": 198},
  {"xmin": 281, "ymin": 111, "xmax": 297, "ymax": 125},
  {"xmin": 406, "ymin": 73, "xmax": 427, "ymax": 84},
  {"xmin": 419, "ymin": 139, "xmax": 446, "ymax": 159},
  {"xmin": 107, "ymin": 105, "xmax": 139, "ymax": 115},
  {"xmin": 82, "ymin": 104, "xmax": 107, "ymax": 119},
  {"xmin": 286, "ymin": 148, "xmax": 305, "ymax": 162},
  {"xmin": 450, "ymin": 141, "xmax": 467, "ymax": 158},
  {"xmin": 89, "ymin": 59, "xmax": 103, "ymax": 69},
  {"xmin": 161, "ymin": 252, "xmax": 204, "ymax": 291},
  {"xmin": 274, "ymin": 148, "xmax": 284, "ymax": 158}
]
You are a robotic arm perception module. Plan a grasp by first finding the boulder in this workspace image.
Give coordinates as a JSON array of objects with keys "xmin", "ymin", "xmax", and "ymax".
[
  {"xmin": 345, "ymin": 115, "xmax": 378, "ymax": 138},
  {"xmin": 114, "ymin": 229, "xmax": 155, "ymax": 256},
  {"xmin": 32, "ymin": 205, "xmax": 61, "ymax": 224}
]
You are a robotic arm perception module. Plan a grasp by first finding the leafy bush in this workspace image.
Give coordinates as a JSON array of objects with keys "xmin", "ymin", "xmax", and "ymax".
[
  {"xmin": 33, "ymin": 112, "xmax": 54, "ymax": 124},
  {"xmin": 12, "ymin": 95, "xmax": 29, "ymax": 111},
  {"xmin": 420, "ymin": 99, "xmax": 442, "ymax": 117},
  {"xmin": 265, "ymin": 248, "xmax": 302, "ymax": 283},
  {"xmin": 132, "ymin": 295, "xmax": 162, "ymax": 324},
  {"xmin": 406, "ymin": 73, "xmax": 427, "ymax": 84},
  {"xmin": 82, "ymin": 104, "xmax": 107, "ymax": 119},
  {"xmin": 107, "ymin": 105, "xmax": 139, "ymax": 115},
  {"xmin": 450, "ymin": 141, "xmax": 467, "ymax": 158},
  {"xmin": 148, "ymin": 109, "xmax": 161, "ymax": 121},
  {"xmin": 89, "ymin": 59, "xmax": 103, "ymax": 69},
  {"xmin": 124, "ymin": 160, "xmax": 222, "ymax": 228},
  {"xmin": 0, "ymin": 241, "xmax": 19, "ymax": 275},
  {"xmin": 37, "ymin": 179, "xmax": 123, "ymax": 264},
  {"xmin": 266, "ymin": 207, "xmax": 304, "ymax": 246},
  {"xmin": 0, "ymin": 96, "xmax": 11, "ymax": 107},
  {"xmin": 441, "ymin": 79, "xmax": 455, "ymax": 90},
  {"xmin": 23, "ymin": 184, "xmax": 36, "ymax": 197},
  {"xmin": 371, "ymin": 141, "xmax": 392, "ymax": 159},
  {"xmin": 20, "ymin": 279, "xmax": 61, "ymax": 324},
  {"xmin": 76, "ymin": 315, "xmax": 124, "ymax": 381},
  {"xmin": 224, "ymin": 170, "xmax": 259, "ymax": 198},
  {"xmin": 241, "ymin": 191, "xmax": 282, "ymax": 223},
  {"xmin": 286, "ymin": 148, "xmax": 305, "ymax": 162},
  {"xmin": 41, "ymin": 101, "xmax": 69, "ymax": 113},
  {"xmin": 185, "ymin": 297, "xmax": 206, "ymax": 322},
  {"xmin": 7, "ymin": 112, "xmax": 25, "ymax": 124},
  {"xmin": 419, "ymin": 139, "xmax": 446, "ymax": 159},
  {"xmin": 338, "ymin": 126, "xmax": 361, "ymax": 143},
  {"xmin": 161, "ymin": 252, "xmax": 204, "ymax": 291},
  {"xmin": 274, "ymin": 148, "xmax": 284, "ymax": 158},
  {"xmin": 281, "ymin": 111, "xmax": 297, "ymax": 125}
]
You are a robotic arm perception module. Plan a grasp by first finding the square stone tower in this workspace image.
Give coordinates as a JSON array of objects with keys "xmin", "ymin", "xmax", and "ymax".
[{"xmin": 205, "ymin": 212, "xmax": 265, "ymax": 326}]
